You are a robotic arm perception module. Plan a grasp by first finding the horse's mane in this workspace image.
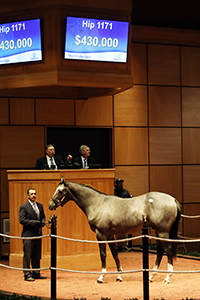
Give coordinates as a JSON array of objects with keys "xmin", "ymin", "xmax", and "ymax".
[
  {"xmin": 86, "ymin": 184, "xmax": 109, "ymax": 195},
  {"xmin": 69, "ymin": 181, "xmax": 109, "ymax": 196}
]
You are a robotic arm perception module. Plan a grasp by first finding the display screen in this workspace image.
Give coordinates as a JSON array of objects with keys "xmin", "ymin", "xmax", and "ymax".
[
  {"xmin": 64, "ymin": 17, "xmax": 129, "ymax": 63},
  {"xmin": 0, "ymin": 19, "xmax": 42, "ymax": 65}
]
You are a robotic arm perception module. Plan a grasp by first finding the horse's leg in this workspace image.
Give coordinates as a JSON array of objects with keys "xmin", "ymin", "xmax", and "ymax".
[
  {"xmin": 95, "ymin": 230, "xmax": 107, "ymax": 283},
  {"xmin": 149, "ymin": 240, "xmax": 164, "ymax": 282},
  {"xmin": 150, "ymin": 231, "xmax": 174, "ymax": 284},
  {"xmin": 97, "ymin": 243, "xmax": 107, "ymax": 283},
  {"xmin": 162, "ymin": 242, "xmax": 174, "ymax": 284},
  {"xmin": 108, "ymin": 236, "xmax": 123, "ymax": 282}
]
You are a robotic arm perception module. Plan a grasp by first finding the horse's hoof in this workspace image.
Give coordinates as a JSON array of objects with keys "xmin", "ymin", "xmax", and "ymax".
[
  {"xmin": 96, "ymin": 279, "xmax": 103, "ymax": 284},
  {"xmin": 116, "ymin": 278, "xmax": 122, "ymax": 282},
  {"xmin": 162, "ymin": 279, "xmax": 170, "ymax": 284},
  {"xmin": 149, "ymin": 279, "xmax": 153, "ymax": 283}
]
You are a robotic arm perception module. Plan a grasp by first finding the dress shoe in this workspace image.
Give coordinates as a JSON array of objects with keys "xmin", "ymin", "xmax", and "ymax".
[
  {"xmin": 33, "ymin": 273, "xmax": 47, "ymax": 279},
  {"xmin": 25, "ymin": 276, "xmax": 35, "ymax": 281}
]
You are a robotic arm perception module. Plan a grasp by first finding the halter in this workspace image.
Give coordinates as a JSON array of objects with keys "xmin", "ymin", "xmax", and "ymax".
[{"xmin": 50, "ymin": 195, "xmax": 65, "ymax": 208}]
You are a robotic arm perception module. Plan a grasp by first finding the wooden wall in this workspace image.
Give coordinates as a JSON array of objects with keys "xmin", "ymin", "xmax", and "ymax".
[
  {"xmin": 1, "ymin": 25, "xmax": 200, "ymax": 255},
  {"xmin": 8, "ymin": 169, "xmax": 115, "ymax": 269}
]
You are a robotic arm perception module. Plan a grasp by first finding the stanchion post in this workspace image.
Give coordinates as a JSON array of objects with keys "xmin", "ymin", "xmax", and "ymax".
[
  {"xmin": 142, "ymin": 215, "xmax": 149, "ymax": 300},
  {"xmin": 50, "ymin": 215, "xmax": 57, "ymax": 300}
]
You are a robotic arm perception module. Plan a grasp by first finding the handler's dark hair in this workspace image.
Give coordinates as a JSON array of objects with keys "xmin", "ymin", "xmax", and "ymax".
[{"xmin": 27, "ymin": 188, "xmax": 36, "ymax": 195}]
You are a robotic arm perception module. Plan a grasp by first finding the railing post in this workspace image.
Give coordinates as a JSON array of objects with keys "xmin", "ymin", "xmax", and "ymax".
[
  {"xmin": 142, "ymin": 215, "xmax": 149, "ymax": 300},
  {"xmin": 50, "ymin": 215, "xmax": 57, "ymax": 300}
]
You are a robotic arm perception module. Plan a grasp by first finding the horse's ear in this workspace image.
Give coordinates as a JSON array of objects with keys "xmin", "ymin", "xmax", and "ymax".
[{"xmin": 61, "ymin": 176, "xmax": 68, "ymax": 187}]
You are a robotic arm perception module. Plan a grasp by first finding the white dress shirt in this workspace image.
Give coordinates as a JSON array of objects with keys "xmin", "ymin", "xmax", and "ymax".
[
  {"xmin": 46, "ymin": 155, "xmax": 57, "ymax": 169},
  {"xmin": 29, "ymin": 200, "xmax": 40, "ymax": 218}
]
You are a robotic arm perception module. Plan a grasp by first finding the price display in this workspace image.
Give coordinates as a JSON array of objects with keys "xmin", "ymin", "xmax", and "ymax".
[
  {"xmin": 0, "ymin": 19, "xmax": 42, "ymax": 65},
  {"xmin": 64, "ymin": 17, "xmax": 129, "ymax": 63}
]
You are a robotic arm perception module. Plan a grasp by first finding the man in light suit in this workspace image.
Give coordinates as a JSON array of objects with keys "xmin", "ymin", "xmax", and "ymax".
[
  {"xmin": 35, "ymin": 144, "xmax": 71, "ymax": 170},
  {"xmin": 19, "ymin": 188, "xmax": 47, "ymax": 281}
]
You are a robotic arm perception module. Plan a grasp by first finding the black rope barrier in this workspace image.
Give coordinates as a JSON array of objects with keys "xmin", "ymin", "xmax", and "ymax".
[
  {"xmin": 142, "ymin": 216, "xmax": 149, "ymax": 300},
  {"xmin": 50, "ymin": 214, "xmax": 57, "ymax": 300},
  {"xmin": 3, "ymin": 216, "xmax": 200, "ymax": 300}
]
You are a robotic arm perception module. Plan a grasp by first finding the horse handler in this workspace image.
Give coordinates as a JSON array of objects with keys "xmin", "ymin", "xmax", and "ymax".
[
  {"xmin": 114, "ymin": 178, "xmax": 132, "ymax": 252},
  {"xmin": 19, "ymin": 188, "xmax": 47, "ymax": 281}
]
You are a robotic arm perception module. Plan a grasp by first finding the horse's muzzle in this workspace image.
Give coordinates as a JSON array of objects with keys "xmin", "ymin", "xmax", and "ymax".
[
  {"xmin": 49, "ymin": 198, "xmax": 57, "ymax": 210},
  {"xmin": 49, "ymin": 204, "xmax": 54, "ymax": 211}
]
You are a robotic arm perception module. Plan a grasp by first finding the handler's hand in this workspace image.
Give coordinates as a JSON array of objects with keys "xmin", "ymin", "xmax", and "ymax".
[{"xmin": 67, "ymin": 154, "xmax": 72, "ymax": 162}]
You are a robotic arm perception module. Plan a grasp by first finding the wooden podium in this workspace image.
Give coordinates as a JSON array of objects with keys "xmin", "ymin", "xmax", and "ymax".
[{"xmin": 7, "ymin": 169, "xmax": 115, "ymax": 270}]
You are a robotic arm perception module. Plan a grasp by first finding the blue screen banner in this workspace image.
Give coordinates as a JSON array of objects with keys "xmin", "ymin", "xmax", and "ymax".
[
  {"xmin": 0, "ymin": 19, "xmax": 42, "ymax": 65},
  {"xmin": 65, "ymin": 17, "xmax": 129, "ymax": 63}
]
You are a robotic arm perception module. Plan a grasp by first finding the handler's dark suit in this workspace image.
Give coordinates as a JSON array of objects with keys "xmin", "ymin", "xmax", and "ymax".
[
  {"xmin": 19, "ymin": 201, "xmax": 46, "ymax": 279},
  {"xmin": 35, "ymin": 154, "xmax": 66, "ymax": 170},
  {"xmin": 72, "ymin": 155, "xmax": 96, "ymax": 169}
]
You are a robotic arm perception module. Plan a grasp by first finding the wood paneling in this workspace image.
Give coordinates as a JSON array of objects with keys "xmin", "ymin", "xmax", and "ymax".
[
  {"xmin": 0, "ymin": 0, "xmax": 132, "ymax": 13},
  {"xmin": 149, "ymin": 128, "xmax": 182, "ymax": 164},
  {"xmin": 183, "ymin": 165, "xmax": 200, "ymax": 203},
  {"xmin": 0, "ymin": 98, "xmax": 9, "ymax": 124},
  {"xmin": 0, "ymin": 212, "xmax": 10, "ymax": 256},
  {"xmin": 150, "ymin": 166, "xmax": 182, "ymax": 202},
  {"xmin": 10, "ymin": 98, "xmax": 34, "ymax": 125},
  {"xmin": 149, "ymin": 86, "xmax": 181, "ymax": 127},
  {"xmin": 115, "ymin": 127, "xmax": 148, "ymax": 165},
  {"xmin": 181, "ymin": 46, "xmax": 200, "ymax": 86},
  {"xmin": 0, "ymin": 170, "xmax": 9, "ymax": 212},
  {"xmin": 132, "ymin": 25, "xmax": 200, "ymax": 47},
  {"xmin": 76, "ymin": 96, "xmax": 113, "ymax": 126},
  {"xmin": 131, "ymin": 43, "xmax": 147, "ymax": 84},
  {"xmin": 182, "ymin": 88, "xmax": 200, "ymax": 127},
  {"xmin": 114, "ymin": 86, "xmax": 147, "ymax": 126},
  {"xmin": 148, "ymin": 44, "xmax": 180, "ymax": 85},
  {"xmin": 0, "ymin": 24, "xmax": 200, "ymax": 254},
  {"xmin": 182, "ymin": 203, "xmax": 200, "ymax": 252},
  {"xmin": 7, "ymin": 169, "xmax": 115, "ymax": 269},
  {"xmin": 183, "ymin": 128, "xmax": 200, "ymax": 164},
  {"xmin": 0, "ymin": 126, "xmax": 44, "ymax": 168},
  {"xmin": 115, "ymin": 166, "xmax": 149, "ymax": 196},
  {"xmin": 183, "ymin": 203, "xmax": 200, "ymax": 238},
  {"xmin": 36, "ymin": 99, "xmax": 74, "ymax": 125}
]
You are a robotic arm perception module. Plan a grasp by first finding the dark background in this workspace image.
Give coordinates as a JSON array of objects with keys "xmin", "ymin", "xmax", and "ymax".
[
  {"xmin": 47, "ymin": 127, "xmax": 112, "ymax": 168},
  {"xmin": 131, "ymin": 0, "xmax": 200, "ymax": 30}
]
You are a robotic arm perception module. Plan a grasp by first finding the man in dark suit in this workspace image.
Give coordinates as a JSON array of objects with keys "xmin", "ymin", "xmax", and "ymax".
[
  {"xmin": 69, "ymin": 145, "xmax": 96, "ymax": 169},
  {"xmin": 19, "ymin": 188, "xmax": 47, "ymax": 281},
  {"xmin": 114, "ymin": 178, "xmax": 132, "ymax": 198},
  {"xmin": 35, "ymin": 144, "xmax": 70, "ymax": 170}
]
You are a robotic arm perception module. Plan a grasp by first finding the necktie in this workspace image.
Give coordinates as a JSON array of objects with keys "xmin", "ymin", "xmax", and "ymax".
[
  {"xmin": 84, "ymin": 159, "xmax": 87, "ymax": 168},
  {"xmin": 33, "ymin": 202, "xmax": 40, "ymax": 219},
  {"xmin": 50, "ymin": 158, "xmax": 55, "ymax": 170}
]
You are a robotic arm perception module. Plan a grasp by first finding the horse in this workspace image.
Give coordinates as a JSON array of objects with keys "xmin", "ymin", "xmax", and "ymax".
[{"xmin": 49, "ymin": 177, "xmax": 181, "ymax": 284}]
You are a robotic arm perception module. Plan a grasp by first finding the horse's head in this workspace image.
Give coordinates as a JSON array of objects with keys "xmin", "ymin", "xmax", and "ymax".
[{"xmin": 49, "ymin": 177, "xmax": 71, "ymax": 210}]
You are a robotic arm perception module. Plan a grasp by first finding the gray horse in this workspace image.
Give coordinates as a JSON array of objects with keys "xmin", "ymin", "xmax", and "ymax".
[{"xmin": 49, "ymin": 177, "xmax": 181, "ymax": 284}]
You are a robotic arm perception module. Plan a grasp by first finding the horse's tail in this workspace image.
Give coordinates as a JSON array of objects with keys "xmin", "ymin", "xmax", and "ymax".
[{"xmin": 169, "ymin": 199, "xmax": 182, "ymax": 257}]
